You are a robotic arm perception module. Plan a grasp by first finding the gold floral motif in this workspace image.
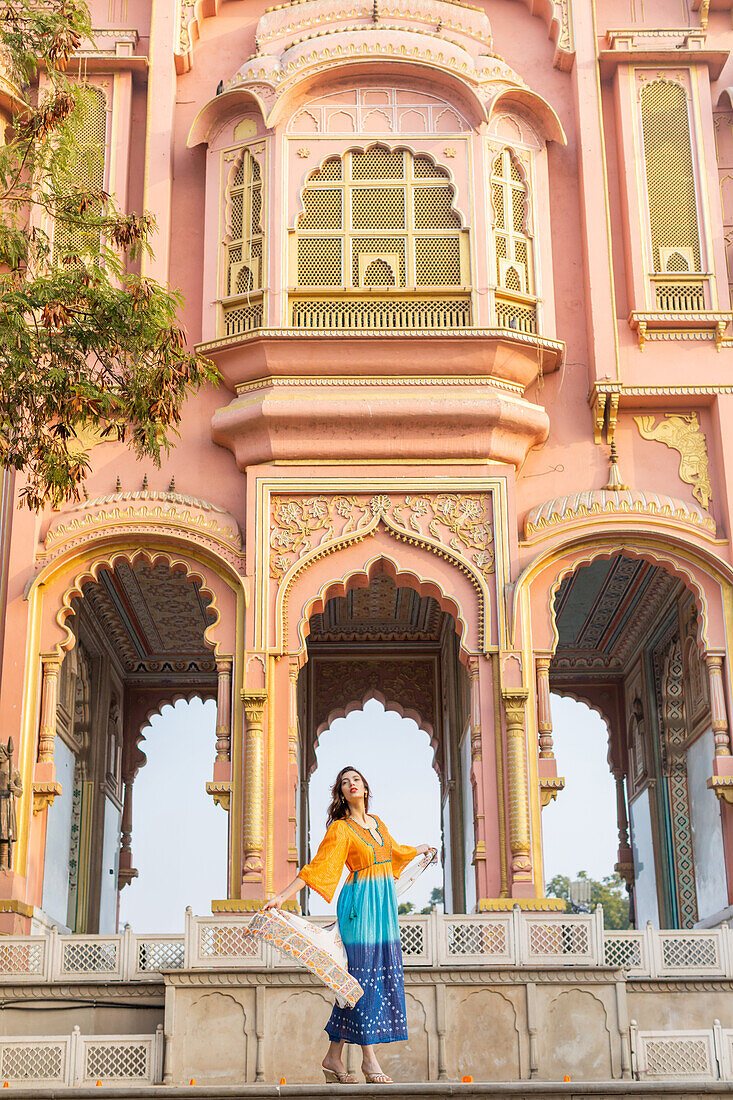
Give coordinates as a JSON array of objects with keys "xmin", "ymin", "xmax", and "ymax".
[
  {"xmin": 269, "ymin": 492, "xmax": 494, "ymax": 581},
  {"xmin": 634, "ymin": 413, "xmax": 712, "ymax": 508}
]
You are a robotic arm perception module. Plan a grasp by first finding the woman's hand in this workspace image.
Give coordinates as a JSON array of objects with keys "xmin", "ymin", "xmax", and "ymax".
[
  {"xmin": 263, "ymin": 894, "xmax": 284, "ymax": 910},
  {"xmin": 416, "ymin": 844, "xmax": 432, "ymax": 856}
]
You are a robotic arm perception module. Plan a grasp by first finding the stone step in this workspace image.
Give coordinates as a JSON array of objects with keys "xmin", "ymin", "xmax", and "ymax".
[{"xmin": 7, "ymin": 1084, "xmax": 733, "ymax": 1099}]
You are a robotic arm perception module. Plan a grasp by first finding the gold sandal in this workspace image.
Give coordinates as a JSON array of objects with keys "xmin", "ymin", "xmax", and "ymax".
[
  {"xmin": 322, "ymin": 1066, "xmax": 357, "ymax": 1084},
  {"xmin": 363, "ymin": 1070, "xmax": 392, "ymax": 1084}
]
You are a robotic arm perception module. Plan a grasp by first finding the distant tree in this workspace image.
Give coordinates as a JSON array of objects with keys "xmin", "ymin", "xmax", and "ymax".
[
  {"xmin": 546, "ymin": 871, "xmax": 631, "ymax": 930},
  {"xmin": 0, "ymin": 0, "xmax": 218, "ymax": 510},
  {"xmin": 420, "ymin": 887, "xmax": 443, "ymax": 914},
  {"xmin": 398, "ymin": 902, "xmax": 415, "ymax": 915}
]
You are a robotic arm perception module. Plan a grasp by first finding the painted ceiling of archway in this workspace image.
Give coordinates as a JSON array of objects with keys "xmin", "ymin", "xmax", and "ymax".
[
  {"xmin": 308, "ymin": 574, "xmax": 444, "ymax": 644},
  {"xmin": 79, "ymin": 559, "xmax": 217, "ymax": 678},
  {"xmin": 552, "ymin": 556, "xmax": 681, "ymax": 671}
]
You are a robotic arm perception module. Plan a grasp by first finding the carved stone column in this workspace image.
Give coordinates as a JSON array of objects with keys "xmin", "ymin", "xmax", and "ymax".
[
  {"xmin": 215, "ymin": 658, "xmax": 233, "ymax": 763},
  {"xmin": 535, "ymin": 657, "xmax": 554, "ymax": 760},
  {"xmin": 287, "ymin": 660, "xmax": 299, "ymax": 866},
  {"xmin": 613, "ymin": 769, "xmax": 634, "ymax": 889},
  {"xmin": 118, "ymin": 775, "xmax": 138, "ymax": 888},
  {"xmin": 467, "ymin": 658, "xmax": 486, "ymax": 868},
  {"xmin": 242, "ymin": 690, "xmax": 267, "ymax": 882},
  {"xmin": 37, "ymin": 656, "xmax": 61, "ymax": 764},
  {"xmin": 502, "ymin": 690, "xmax": 533, "ymax": 890},
  {"xmin": 706, "ymin": 655, "xmax": 731, "ymax": 757}
]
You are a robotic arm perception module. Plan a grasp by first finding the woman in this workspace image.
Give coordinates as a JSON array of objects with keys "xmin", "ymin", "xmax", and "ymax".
[{"xmin": 264, "ymin": 765, "xmax": 431, "ymax": 1085}]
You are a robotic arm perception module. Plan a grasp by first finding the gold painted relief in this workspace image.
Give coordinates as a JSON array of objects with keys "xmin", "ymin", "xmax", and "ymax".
[
  {"xmin": 634, "ymin": 413, "xmax": 712, "ymax": 508},
  {"xmin": 269, "ymin": 492, "xmax": 495, "ymax": 582}
]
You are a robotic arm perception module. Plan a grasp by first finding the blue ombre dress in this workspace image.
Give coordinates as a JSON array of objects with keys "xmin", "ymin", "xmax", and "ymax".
[{"xmin": 298, "ymin": 816, "xmax": 416, "ymax": 1044}]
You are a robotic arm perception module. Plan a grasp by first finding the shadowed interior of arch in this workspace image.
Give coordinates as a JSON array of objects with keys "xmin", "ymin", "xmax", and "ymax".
[
  {"xmin": 546, "ymin": 549, "xmax": 715, "ymax": 930},
  {"xmin": 41, "ymin": 557, "xmax": 221, "ymax": 934},
  {"xmin": 297, "ymin": 563, "xmax": 475, "ymax": 913}
]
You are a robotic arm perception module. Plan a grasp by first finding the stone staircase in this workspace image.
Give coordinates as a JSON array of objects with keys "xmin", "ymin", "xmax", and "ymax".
[{"xmin": 7, "ymin": 1084, "xmax": 733, "ymax": 1098}]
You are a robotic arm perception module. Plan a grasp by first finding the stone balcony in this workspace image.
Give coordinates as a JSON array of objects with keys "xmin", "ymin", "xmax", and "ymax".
[{"xmin": 200, "ymin": 326, "xmax": 563, "ymax": 470}]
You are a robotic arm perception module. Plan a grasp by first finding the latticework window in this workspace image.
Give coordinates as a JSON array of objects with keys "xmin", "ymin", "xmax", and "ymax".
[
  {"xmin": 226, "ymin": 150, "xmax": 264, "ymax": 296},
  {"xmin": 491, "ymin": 149, "xmax": 533, "ymax": 296},
  {"xmin": 293, "ymin": 147, "xmax": 468, "ymax": 290},
  {"xmin": 641, "ymin": 80, "xmax": 702, "ymax": 274},
  {"xmin": 222, "ymin": 148, "xmax": 264, "ymax": 335},
  {"xmin": 52, "ymin": 86, "xmax": 107, "ymax": 261}
]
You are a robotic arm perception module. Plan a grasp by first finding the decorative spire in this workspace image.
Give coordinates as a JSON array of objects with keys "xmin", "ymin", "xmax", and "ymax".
[
  {"xmin": 115, "ymin": 476, "xmax": 121, "ymax": 492},
  {"xmin": 142, "ymin": 473, "xmax": 148, "ymax": 490},
  {"xmin": 168, "ymin": 475, "xmax": 176, "ymax": 493},
  {"xmin": 372, "ymin": 0, "xmax": 379, "ymax": 22},
  {"xmin": 603, "ymin": 439, "xmax": 629, "ymax": 491}
]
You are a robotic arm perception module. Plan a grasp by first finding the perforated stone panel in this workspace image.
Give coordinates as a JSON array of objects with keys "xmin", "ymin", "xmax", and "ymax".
[
  {"xmin": 84, "ymin": 1041, "xmax": 150, "ymax": 1081},
  {"xmin": 136, "ymin": 939, "xmax": 185, "ymax": 972},
  {"xmin": 643, "ymin": 1037, "xmax": 714, "ymax": 1078},
  {"xmin": 0, "ymin": 940, "xmax": 45, "ymax": 976},
  {"xmin": 446, "ymin": 920, "xmax": 508, "ymax": 957},
  {"xmin": 291, "ymin": 296, "xmax": 471, "ymax": 330},
  {"xmin": 61, "ymin": 939, "xmax": 118, "ymax": 974},
  {"xmin": 399, "ymin": 922, "xmax": 425, "ymax": 957},
  {"xmin": 198, "ymin": 922, "xmax": 260, "ymax": 960},
  {"xmin": 53, "ymin": 86, "xmax": 106, "ymax": 259},
  {"xmin": 604, "ymin": 934, "xmax": 643, "ymax": 969},
  {"xmin": 655, "ymin": 281, "xmax": 705, "ymax": 311},
  {"xmin": 527, "ymin": 920, "xmax": 590, "ymax": 958},
  {"xmin": 641, "ymin": 79, "xmax": 702, "ymax": 273},
  {"xmin": 660, "ymin": 934, "xmax": 719, "ymax": 970},
  {"xmin": 0, "ymin": 1043, "xmax": 65, "ymax": 1083}
]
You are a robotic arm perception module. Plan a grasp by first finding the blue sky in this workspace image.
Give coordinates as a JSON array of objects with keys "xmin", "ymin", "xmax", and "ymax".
[{"xmin": 119, "ymin": 694, "xmax": 618, "ymax": 931}]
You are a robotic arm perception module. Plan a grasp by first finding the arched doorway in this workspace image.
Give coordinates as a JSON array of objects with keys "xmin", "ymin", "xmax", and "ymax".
[
  {"xmin": 307, "ymin": 698, "xmax": 442, "ymax": 916},
  {"xmin": 118, "ymin": 697, "xmax": 226, "ymax": 932},
  {"xmin": 296, "ymin": 564, "xmax": 473, "ymax": 911},
  {"xmin": 540, "ymin": 550, "xmax": 728, "ymax": 928},
  {"xmin": 39, "ymin": 555, "xmax": 225, "ymax": 932}
]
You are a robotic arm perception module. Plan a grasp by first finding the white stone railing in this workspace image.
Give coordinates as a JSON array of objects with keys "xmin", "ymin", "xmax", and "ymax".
[
  {"xmin": 631, "ymin": 1022, "xmax": 733, "ymax": 1081},
  {"xmin": 0, "ymin": 1026, "xmax": 163, "ymax": 1087},
  {"xmin": 5, "ymin": 911, "xmax": 733, "ymax": 981}
]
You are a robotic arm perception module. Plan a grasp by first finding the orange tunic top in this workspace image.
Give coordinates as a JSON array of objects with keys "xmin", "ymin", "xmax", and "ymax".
[{"xmin": 298, "ymin": 816, "xmax": 417, "ymax": 903}]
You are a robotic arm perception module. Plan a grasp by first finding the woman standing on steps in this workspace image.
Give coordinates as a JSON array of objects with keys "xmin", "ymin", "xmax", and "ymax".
[{"xmin": 264, "ymin": 764, "xmax": 431, "ymax": 1086}]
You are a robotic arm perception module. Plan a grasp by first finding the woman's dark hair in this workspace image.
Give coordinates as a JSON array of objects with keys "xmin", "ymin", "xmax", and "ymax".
[{"xmin": 327, "ymin": 765, "xmax": 370, "ymax": 825}]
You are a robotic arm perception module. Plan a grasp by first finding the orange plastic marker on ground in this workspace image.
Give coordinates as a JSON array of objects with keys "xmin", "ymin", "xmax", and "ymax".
[
  {"xmin": 563, "ymin": 1075, "xmax": 571, "ymax": 1082},
  {"xmin": 461, "ymin": 1076, "xmax": 474, "ymax": 1083},
  {"xmin": 280, "ymin": 1077, "xmax": 287, "ymax": 1084}
]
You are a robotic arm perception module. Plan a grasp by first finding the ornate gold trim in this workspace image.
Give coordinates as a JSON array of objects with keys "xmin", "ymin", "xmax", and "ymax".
[
  {"xmin": 206, "ymin": 781, "xmax": 232, "ymax": 811},
  {"xmin": 539, "ymin": 776, "xmax": 565, "ymax": 808},
  {"xmin": 32, "ymin": 781, "xmax": 62, "ymax": 815},
  {"xmin": 707, "ymin": 775, "xmax": 733, "ymax": 804},
  {"xmin": 477, "ymin": 896, "xmax": 566, "ymax": 911},
  {"xmin": 629, "ymin": 310, "xmax": 731, "ymax": 350},
  {"xmin": 211, "ymin": 898, "xmax": 300, "ymax": 912}
]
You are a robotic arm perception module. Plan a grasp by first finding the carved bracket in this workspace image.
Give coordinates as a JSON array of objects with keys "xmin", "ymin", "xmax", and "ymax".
[
  {"xmin": 539, "ymin": 776, "xmax": 565, "ymax": 807},
  {"xmin": 32, "ymin": 781, "xmax": 62, "ymax": 815},
  {"xmin": 206, "ymin": 780, "xmax": 232, "ymax": 811}
]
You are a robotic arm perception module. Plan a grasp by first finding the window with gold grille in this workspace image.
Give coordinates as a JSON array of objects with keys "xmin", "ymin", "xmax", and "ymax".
[
  {"xmin": 490, "ymin": 148, "xmax": 537, "ymax": 333},
  {"xmin": 641, "ymin": 80, "xmax": 703, "ymax": 278},
  {"xmin": 52, "ymin": 86, "xmax": 107, "ymax": 261},
  {"xmin": 224, "ymin": 148, "xmax": 264, "ymax": 335},
  {"xmin": 291, "ymin": 146, "xmax": 470, "ymax": 327}
]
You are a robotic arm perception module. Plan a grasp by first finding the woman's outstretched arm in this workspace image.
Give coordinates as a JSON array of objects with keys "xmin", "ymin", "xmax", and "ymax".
[{"xmin": 263, "ymin": 875, "xmax": 306, "ymax": 910}]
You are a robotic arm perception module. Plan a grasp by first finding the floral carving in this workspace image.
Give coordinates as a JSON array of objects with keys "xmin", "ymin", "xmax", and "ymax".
[
  {"xmin": 634, "ymin": 413, "xmax": 712, "ymax": 509},
  {"xmin": 269, "ymin": 492, "xmax": 494, "ymax": 581}
]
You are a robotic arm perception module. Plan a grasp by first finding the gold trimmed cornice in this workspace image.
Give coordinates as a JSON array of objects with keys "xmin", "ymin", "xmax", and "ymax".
[
  {"xmin": 629, "ymin": 311, "xmax": 732, "ymax": 349},
  {"xmin": 477, "ymin": 896, "xmax": 566, "ymax": 911}
]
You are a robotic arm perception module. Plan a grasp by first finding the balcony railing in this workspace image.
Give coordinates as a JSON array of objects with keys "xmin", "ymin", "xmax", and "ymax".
[
  {"xmin": 221, "ymin": 290, "xmax": 264, "ymax": 336},
  {"xmin": 651, "ymin": 273, "xmax": 708, "ymax": 312},
  {"xmin": 3, "ymin": 911, "xmax": 733, "ymax": 981},
  {"xmin": 495, "ymin": 289, "xmax": 538, "ymax": 334},
  {"xmin": 289, "ymin": 288, "xmax": 472, "ymax": 330}
]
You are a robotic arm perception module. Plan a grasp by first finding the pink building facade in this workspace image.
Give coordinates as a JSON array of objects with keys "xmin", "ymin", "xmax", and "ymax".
[{"xmin": 3, "ymin": 0, "xmax": 733, "ymax": 935}]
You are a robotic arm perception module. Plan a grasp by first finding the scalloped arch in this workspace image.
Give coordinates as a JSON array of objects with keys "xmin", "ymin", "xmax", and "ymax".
[
  {"xmin": 52, "ymin": 548, "xmax": 223, "ymax": 659},
  {"xmin": 134, "ymin": 692, "xmax": 218, "ymax": 773},
  {"xmin": 518, "ymin": 541, "xmax": 717, "ymax": 656},
  {"xmin": 289, "ymin": 552, "xmax": 470, "ymax": 664},
  {"xmin": 293, "ymin": 143, "xmax": 467, "ymax": 231},
  {"xmin": 312, "ymin": 692, "xmax": 440, "ymax": 778},
  {"xmin": 276, "ymin": 514, "xmax": 488, "ymax": 656}
]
